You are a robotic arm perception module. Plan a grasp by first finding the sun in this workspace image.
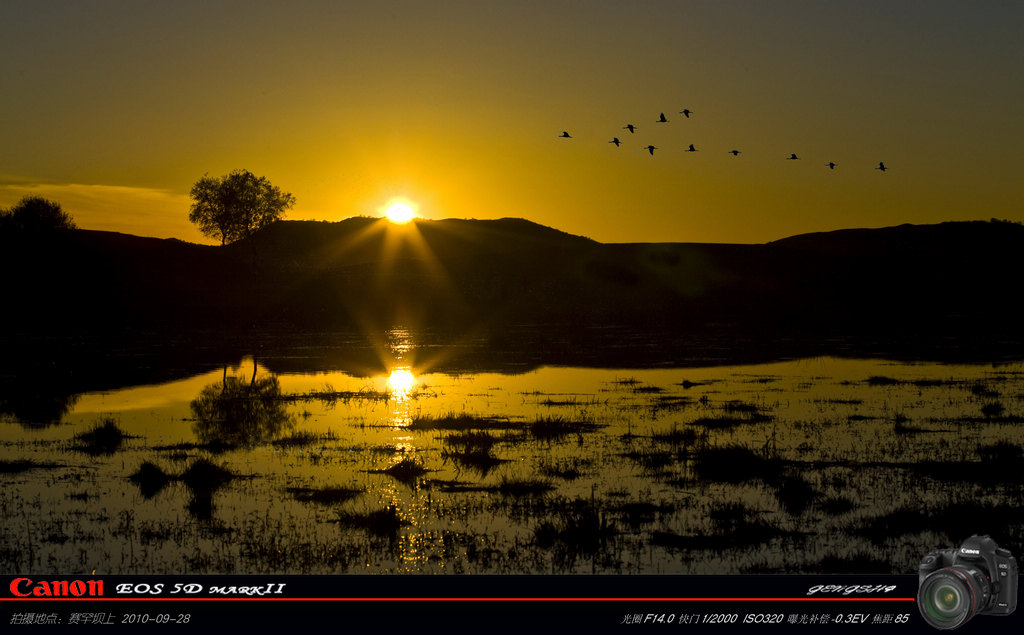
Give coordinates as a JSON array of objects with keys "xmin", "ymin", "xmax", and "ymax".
[{"xmin": 383, "ymin": 200, "xmax": 416, "ymax": 224}]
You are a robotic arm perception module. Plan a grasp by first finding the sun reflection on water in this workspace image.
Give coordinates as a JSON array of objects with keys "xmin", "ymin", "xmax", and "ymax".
[
  {"xmin": 388, "ymin": 369, "xmax": 416, "ymax": 398},
  {"xmin": 386, "ymin": 328, "xmax": 414, "ymax": 359}
]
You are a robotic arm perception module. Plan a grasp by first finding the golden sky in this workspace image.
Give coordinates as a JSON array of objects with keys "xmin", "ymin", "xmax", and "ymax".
[{"xmin": 1, "ymin": 1, "xmax": 1021, "ymax": 244}]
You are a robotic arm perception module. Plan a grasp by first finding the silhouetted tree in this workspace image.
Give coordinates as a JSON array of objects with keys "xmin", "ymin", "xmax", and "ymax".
[
  {"xmin": 188, "ymin": 169, "xmax": 295, "ymax": 245},
  {"xmin": 0, "ymin": 196, "xmax": 76, "ymax": 233}
]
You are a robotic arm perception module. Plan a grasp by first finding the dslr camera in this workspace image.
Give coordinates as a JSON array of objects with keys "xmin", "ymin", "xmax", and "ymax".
[{"xmin": 918, "ymin": 535, "xmax": 1017, "ymax": 629}]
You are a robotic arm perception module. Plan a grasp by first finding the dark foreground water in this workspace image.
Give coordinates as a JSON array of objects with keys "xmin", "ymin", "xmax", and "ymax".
[{"xmin": 2, "ymin": 329, "xmax": 1023, "ymax": 574}]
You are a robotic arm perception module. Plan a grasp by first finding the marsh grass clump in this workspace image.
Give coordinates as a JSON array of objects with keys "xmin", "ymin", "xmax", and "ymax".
[
  {"xmin": 533, "ymin": 499, "xmax": 614, "ymax": 554},
  {"xmin": 815, "ymin": 495, "xmax": 857, "ymax": 515},
  {"xmin": 981, "ymin": 401, "xmax": 1006, "ymax": 418},
  {"xmin": 178, "ymin": 458, "xmax": 235, "ymax": 495},
  {"xmin": 336, "ymin": 505, "xmax": 408, "ymax": 537},
  {"xmin": 677, "ymin": 380, "xmax": 708, "ymax": 389},
  {"xmin": 971, "ymin": 383, "xmax": 999, "ymax": 398},
  {"xmin": 368, "ymin": 443, "xmax": 410, "ymax": 455},
  {"xmin": 153, "ymin": 440, "xmax": 233, "ymax": 454},
  {"xmin": 0, "ymin": 459, "xmax": 59, "ymax": 473},
  {"xmin": 691, "ymin": 445, "xmax": 784, "ymax": 484},
  {"xmin": 422, "ymin": 479, "xmax": 492, "ymax": 493},
  {"xmin": 441, "ymin": 446, "xmax": 506, "ymax": 475},
  {"xmin": 129, "ymin": 461, "xmax": 173, "ymax": 498},
  {"xmin": 368, "ymin": 458, "xmax": 430, "ymax": 483},
  {"xmin": 688, "ymin": 401, "xmax": 773, "ymax": 429},
  {"xmin": 845, "ymin": 413, "xmax": 870, "ymax": 421},
  {"xmin": 538, "ymin": 395, "xmax": 593, "ymax": 407},
  {"xmin": 497, "ymin": 476, "xmax": 554, "ymax": 497},
  {"xmin": 283, "ymin": 384, "xmax": 394, "ymax": 405},
  {"xmin": 654, "ymin": 502, "xmax": 787, "ymax": 551},
  {"xmin": 651, "ymin": 423, "xmax": 705, "ymax": 447},
  {"xmin": 653, "ymin": 394, "xmax": 692, "ymax": 408},
  {"xmin": 856, "ymin": 503, "xmax": 1022, "ymax": 545},
  {"xmin": 538, "ymin": 457, "xmax": 592, "ymax": 481},
  {"xmin": 73, "ymin": 418, "xmax": 134, "ymax": 455},
  {"xmin": 272, "ymin": 431, "xmax": 328, "ymax": 448},
  {"xmin": 613, "ymin": 501, "xmax": 676, "ymax": 527},
  {"xmin": 708, "ymin": 501, "xmax": 763, "ymax": 532},
  {"xmin": 866, "ymin": 376, "xmax": 902, "ymax": 386},
  {"xmin": 773, "ymin": 475, "xmax": 818, "ymax": 516},
  {"xmin": 287, "ymin": 486, "xmax": 362, "ymax": 505},
  {"xmin": 631, "ymin": 385, "xmax": 664, "ymax": 394},
  {"xmin": 977, "ymin": 441, "xmax": 1024, "ymax": 466},
  {"xmin": 612, "ymin": 377, "xmax": 640, "ymax": 386},
  {"xmin": 529, "ymin": 415, "xmax": 600, "ymax": 440},
  {"xmin": 444, "ymin": 431, "xmax": 498, "ymax": 451},
  {"xmin": 721, "ymin": 400, "xmax": 763, "ymax": 414},
  {"xmin": 690, "ymin": 415, "xmax": 768, "ymax": 430},
  {"xmin": 621, "ymin": 448, "xmax": 686, "ymax": 472},
  {"xmin": 892, "ymin": 414, "xmax": 931, "ymax": 435},
  {"xmin": 408, "ymin": 412, "xmax": 513, "ymax": 431},
  {"xmin": 311, "ymin": 385, "xmax": 392, "ymax": 404}
]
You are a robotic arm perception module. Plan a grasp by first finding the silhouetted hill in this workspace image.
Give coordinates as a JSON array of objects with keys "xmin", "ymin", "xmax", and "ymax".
[
  {"xmin": 2, "ymin": 217, "xmax": 1022, "ymax": 341},
  {"xmin": 770, "ymin": 219, "xmax": 1024, "ymax": 256}
]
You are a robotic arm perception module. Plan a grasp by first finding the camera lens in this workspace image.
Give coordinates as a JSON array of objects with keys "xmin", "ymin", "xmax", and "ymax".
[{"xmin": 918, "ymin": 568, "xmax": 988, "ymax": 630}]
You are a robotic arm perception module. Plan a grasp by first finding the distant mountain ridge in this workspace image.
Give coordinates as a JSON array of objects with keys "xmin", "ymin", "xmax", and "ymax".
[
  {"xmin": 769, "ymin": 219, "xmax": 1024, "ymax": 254},
  {"xmin": 2, "ymin": 217, "xmax": 1021, "ymax": 338}
]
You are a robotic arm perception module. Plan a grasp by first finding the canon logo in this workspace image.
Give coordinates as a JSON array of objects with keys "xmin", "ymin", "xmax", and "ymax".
[
  {"xmin": 961, "ymin": 548, "xmax": 981, "ymax": 555},
  {"xmin": 9, "ymin": 578, "xmax": 104, "ymax": 597}
]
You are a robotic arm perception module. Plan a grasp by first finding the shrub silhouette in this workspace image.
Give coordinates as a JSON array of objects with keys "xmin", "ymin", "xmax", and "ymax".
[{"xmin": 0, "ymin": 196, "xmax": 76, "ymax": 233}]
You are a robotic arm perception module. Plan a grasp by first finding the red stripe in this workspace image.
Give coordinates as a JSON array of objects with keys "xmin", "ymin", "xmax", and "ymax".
[{"xmin": 1, "ymin": 597, "xmax": 917, "ymax": 602}]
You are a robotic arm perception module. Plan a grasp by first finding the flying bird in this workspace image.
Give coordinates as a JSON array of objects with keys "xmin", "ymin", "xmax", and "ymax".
[
  {"xmin": 825, "ymin": 162, "xmax": 836, "ymax": 170},
  {"xmin": 876, "ymin": 162, "xmax": 887, "ymax": 172},
  {"xmin": 679, "ymin": 109, "xmax": 692, "ymax": 118},
  {"xmin": 728, "ymin": 150, "xmax": 741, "ymax": 156},
  {"xmin": 686, "ymin": 144, "xmax": 698, "ymax": 152},
  {"xmin": 657, "ymin": 112, "xmax": 669, "ymax": 123},
  {"xmin": 786, "ymin": 153, "xmax": 800, "ymax": 160},
  {"xmin": 559, "ymin": 131, "xmax": 572, "ymax": 138},
  {"xmin": 623, "ymin": 124, "xmax": 637, "ymax": 134},
  {"xmin": 610, "ymin": 137, "xmax": 621, "ymax": 147},
  {"xmin": 643, "ymin": 145, "xmax": 658, "ymax": 155}
]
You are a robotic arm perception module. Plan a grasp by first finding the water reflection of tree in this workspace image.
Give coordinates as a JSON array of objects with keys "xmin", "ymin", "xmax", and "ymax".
[
  {"xmin": 190, "ymin": 364, "xmax": 293, "ymax": 447},
  {"xmin": 0, "ymin": 385, "xmax": 79, "ymax": 428}
]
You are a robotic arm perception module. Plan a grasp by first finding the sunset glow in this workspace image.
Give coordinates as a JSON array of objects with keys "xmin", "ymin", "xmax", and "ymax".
[
  {"xmin": 384, "ymin": 201, "xmax": 416, "ymax": 224},
  {"xmin": 0, "ymin": 3, "xmax": 1019, "ymax": 244}
]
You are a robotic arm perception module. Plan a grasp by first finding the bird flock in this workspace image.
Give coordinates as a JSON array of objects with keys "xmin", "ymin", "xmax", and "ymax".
[{"xmin": 559, "ymin": 110, "xmax": 888, "ymax": 172}]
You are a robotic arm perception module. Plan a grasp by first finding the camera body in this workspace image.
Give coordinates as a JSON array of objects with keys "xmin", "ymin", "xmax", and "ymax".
[{"xmin": 918, "ymin": 535, "xmax": 1017, "ymax": 629}]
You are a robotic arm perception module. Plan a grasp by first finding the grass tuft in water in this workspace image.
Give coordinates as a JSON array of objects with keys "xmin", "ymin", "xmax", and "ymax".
[
  {"xmin": 287, "ymin": 486, "xmax": 362, "ymax": 505},
  {"xmin": 369, "ymin": 458, "xmax": 430, "ymax": 483},
  {"xmin": 73, "ymin": 418, "xmax": 134, "ymax": 455},
  {"xmin": 0, "ymin": 459, "xmax": 60, "ymax": 473},
  {"xmin": 441, "ymin": 447, "xmax": 506, "ymax": 475},
  {"xmin": 408, "ymin": 412, "xmax": 512, "ymax": 431},
  {"xmin": 691, "ymin": 445, "xmax": 784, "ymax": 484},
  {"xmin": 529, "ymin": 415, "xmax": 601, "ymax": 440},
  {"xmin": 336, "ymin": 505, "xmax": 408, "ymax": 537},
  {"xmin": 497, "ymin": 477, "xmax": 554, "ymax": 496},
  {"xmin": 129, "ymin": 461, "xmax": 172, "ymax": 498},
  {"xmin": 179, "ymin": 459, "xmax": 235, "ymax": 495},
  {"xmin": 533, "ymin": 499, "xmax": 614, "ymax": 554}
]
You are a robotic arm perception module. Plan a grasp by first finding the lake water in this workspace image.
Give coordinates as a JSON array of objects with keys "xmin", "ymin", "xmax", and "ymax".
[{"xmin": 2, "ymin": 331, "xmax": 1023, "ymax": 575}]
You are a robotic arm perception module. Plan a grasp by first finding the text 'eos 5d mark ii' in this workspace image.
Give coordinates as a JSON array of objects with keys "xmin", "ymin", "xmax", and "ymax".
[{"xmin": 917, "ymin": 535, "xmax": 1017, "ymax": 630}]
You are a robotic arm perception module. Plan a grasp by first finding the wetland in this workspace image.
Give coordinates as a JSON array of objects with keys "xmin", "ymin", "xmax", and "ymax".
[{"xmin": 2, "ymin": 328, "xmax": 1022, "ymax": 575}]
